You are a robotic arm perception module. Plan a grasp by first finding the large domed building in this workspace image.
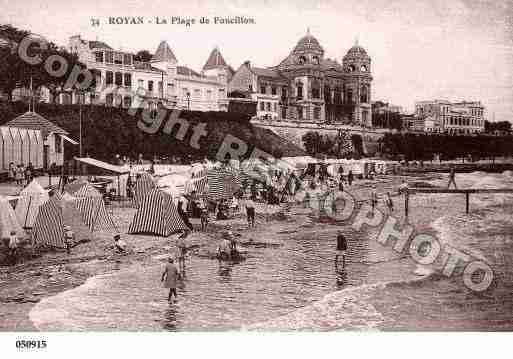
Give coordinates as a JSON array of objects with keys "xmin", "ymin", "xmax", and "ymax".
[{"xmin": 228, "ymin": 30, "xmax": 373, "ymax": 126}]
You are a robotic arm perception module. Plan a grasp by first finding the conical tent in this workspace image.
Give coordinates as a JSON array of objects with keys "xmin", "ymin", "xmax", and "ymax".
[
  {"xmin": 207, "ymin": 166, "xmax": 241, "ymax": 200},
  {"xmin": 128, "ymin": 189, "xmax": 188, "ymax": 237},
  {"xmin": 15, "ymin": 179, "xmax": 50, "ymax": 229},
  {"xmin": 133, "ymin": 172, "xmax": 156, "ymax": 207},
  {"xmin": 32, "ymin": 196, "xmax": 92, "ymax": 249},
  {"xmin": 64, "ymin": 179, "xmax": 89, "ymax": 195},
  {"xmin": 73, "ymin": 182, "xmax": 116, "ymax": 233},
  {"xmin": 0, "ymin": 199, "xmax": 26, "ymax": 239}
]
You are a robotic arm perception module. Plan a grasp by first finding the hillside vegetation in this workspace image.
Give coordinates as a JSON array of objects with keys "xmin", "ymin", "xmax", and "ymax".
[{"xmin": 0, "ymin": 101, "xmax": 305, "ymax": 162}]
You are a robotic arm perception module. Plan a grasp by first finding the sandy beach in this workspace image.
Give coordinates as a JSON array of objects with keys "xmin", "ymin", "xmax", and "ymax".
[{"xmin": 2, "ymin": 170, "xmax": 512, "ymax": 331}]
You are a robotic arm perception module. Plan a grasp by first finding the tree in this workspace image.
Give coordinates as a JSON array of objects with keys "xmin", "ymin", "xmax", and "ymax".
[
  {"xmin": 0, "ymin": 24, "xmax": 87, "ymax": 102},
  {"xmin": 134, "ymin": 50, "xmax": 152, "ymax": 62}
]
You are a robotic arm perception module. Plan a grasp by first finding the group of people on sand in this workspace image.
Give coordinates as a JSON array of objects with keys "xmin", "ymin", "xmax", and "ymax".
[{"xmin": 8, "ymin": 162, "xmax": 35, "ymax": 186}]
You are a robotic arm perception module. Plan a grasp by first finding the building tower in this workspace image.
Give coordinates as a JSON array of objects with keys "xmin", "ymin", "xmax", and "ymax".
[
  {"xmin": 342, "ymin": 38, "xmax": 372, "ymax": 126},
  {"xmin": 278, "ymin": 28, "xmax": 326, "ymax": 122}
]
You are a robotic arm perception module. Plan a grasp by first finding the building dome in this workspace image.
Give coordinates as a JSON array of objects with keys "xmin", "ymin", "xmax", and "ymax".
[
  {"xmin": 293, "ymin": 29, "xmax": 323, "ymax": 54},
  {"xmin": 344, "ymin": 39, "xmax": 369, "ymax": 59}
]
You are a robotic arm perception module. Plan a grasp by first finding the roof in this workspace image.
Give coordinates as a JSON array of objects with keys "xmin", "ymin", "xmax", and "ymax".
[
  {"xmin": 5, "ymin": 111, "xmax": 68, "ymax": 137},
  {"xmin": 293, "ymin": 30, "xmax": 323, "ymax": 54},
  {"xmin": 344, "ymin": 40, "xmax": 369, "ymax": 59},
  {"xmin": 250, "ymin": 67, "xmax": 285, "ymax": 79},
  {"xmin": 321, "ymin": 58, "xmax": 344, "ymax": 71},
  {"xmin": 152, "ymin": 41, "xmax": 177, "ymax": 63},
  {"xmin": 89, "ymin": 40, "xmax": 113, "ymax": 50},
  {"xmin": 203, "ymin": 47, "xmax": 229, "ymax": 70},
  {"xmin": 177, "ymin": 66, "xmax": 202, "ymax": 77},
  {"xmin": 74, "ymin": 157, "xmax": 130, "ymax": 175}
]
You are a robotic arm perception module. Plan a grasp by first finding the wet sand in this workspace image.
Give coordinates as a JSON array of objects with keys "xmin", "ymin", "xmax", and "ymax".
[{"xmin": 6, "ymin": 171, "xmax": 510, "ymax": 331}]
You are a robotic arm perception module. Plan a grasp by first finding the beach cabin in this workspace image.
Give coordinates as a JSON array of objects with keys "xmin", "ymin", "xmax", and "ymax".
[
  {"xmin": 9, "ymin": 127, "xmax": 22, "ymax": 166},
  {"xmin": 19, "ymin": 128, "xmax": 30, "ymax": 165},
  {"xmin": 4, "ymin": 111, "xmax": 76, "ymax": 170}
]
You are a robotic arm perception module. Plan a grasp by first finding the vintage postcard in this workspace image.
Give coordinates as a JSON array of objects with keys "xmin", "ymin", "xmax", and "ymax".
[{"xmin": 0, "ymin": 0, "xmax": 512, "ymax": 352}]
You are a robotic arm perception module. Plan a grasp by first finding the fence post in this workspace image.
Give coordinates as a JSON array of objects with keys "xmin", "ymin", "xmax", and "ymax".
[{"xmin": 466, "ymin": 192, "xmax": 470, "ymax": 214}]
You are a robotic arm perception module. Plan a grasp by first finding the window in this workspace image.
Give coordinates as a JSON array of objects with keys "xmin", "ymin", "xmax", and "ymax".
[
  {"xmin": 219, "ymin": 88, "xmax": 225, "ymax": 98},
  {"xmin": 148, "ymin": 81, "xmax": 154, "ymax": 93},
  {"xmin": 182, "ymin": 88, "xmax": 189, "ymax": 99},
  {"xmin": 266, "ymin": 102, "xmax": 271, "ymax": 111},
  {"xmin": 193, "ymin": 88, "xmax": 201, "ymax": 100},
  {"xmin": 106, "ymin": 93, "xmax": 114, "ymax": 106},
  {"xmin": 114, "ymin": 52, "xmax": 123, "ymax": 65},
  {"xmin": 123, "ymin": 54, "xmax": 132, "ymax": 66},
  {"xmin": 105, "ymin": 51, "xmax": 114, "ymax": 63},
  {"xmin": 296, "ymin": 82, "xmax": 303, "ymax": 99},
  {"xmin": 347, "ymin": 89, "xmax": 353, "ymax": 103},
  {"xmin": 312, "ymin": 56, "xmax": 320, "ymax": 65},
  {"xmin": 311, "ymin": 80, "xmax": 320, "ymax": 99},
  {"xmin": 260, "ymin": 85, "xmax": 266, "ymax": 94},
  {"xmin": 123, "ymin": 96, "xmax": 132, "ymax": 108},
  {"xmin": 106, "ymin": 71, "xmax": 113, "ymax": 85},
  {"xmin": 260, "ymin": 102, "xmax": 264, "ymax": 111},
  {"xmin": 138, "ymin": 79, "xmax": 144, "ymax": 90},
  {"xmin": 271, "ymin": 86, "xmax": 277, "ymax": 95},
  {"xmin": 124, "ymin": 73, "xmax": 132, "ymax": 87},
  {"xmin": 115, "ymin": 72, "xmax": 123, "ymax": 86},
  {"xmin": 281, "ymin": 86, "xmax": 287, "ymax": 100},
  {"xmin": 324, "ymin": 86, "xmax": 332, "ymax": 103},
  {"xmin": 298, "ymin": 56, "xmax": 306, "ymax": 64},
  {"xmin": 360, "ymin": 85, "xmax": 368, "ymax": 103},
  {"xmin": 206, "ymin": 90, "xmax": 212, "ymax": 101},
  {"xmin": 95, "ymin": 51, "xmax": 104, "ymax": 63},
  {"xmin": 168, "ymin": 83, "xmax": 175, "ymax": 94},
  {"xmin": 273, "ymin": 103, "xmax": 277, "ymax": 112},
  {"xmin": 282, "ymin": 106, "xmax": 287, "ymax": 119}
]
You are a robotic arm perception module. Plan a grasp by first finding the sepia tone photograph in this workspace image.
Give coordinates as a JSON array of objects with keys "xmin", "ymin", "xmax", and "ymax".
[{"xmin": 0, "ymin": 0, "xmax": 512, "ymax": 348}]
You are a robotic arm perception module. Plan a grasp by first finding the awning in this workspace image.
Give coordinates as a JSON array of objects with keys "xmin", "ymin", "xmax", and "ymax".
[
  {"xmin": 60, "ymin": 134, "xmax": 79, "ymax": 145},
  {"xmin": 74, "ymin": 157, "xmax": 130, "ymax": 175}
]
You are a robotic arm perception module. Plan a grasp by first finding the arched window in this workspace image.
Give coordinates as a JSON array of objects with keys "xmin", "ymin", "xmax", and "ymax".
[
  {"xmin": 298, "ymin": 56, "xmax": 306, "ymax": 65},
  {"xmin": 296, "ymin": 81, "xmax": 303, "ymax": 99},
  {"xmin": 312, "ymin": 55, "xmax": 320, "ymax": 65},
  {"xmin": 324, "ymin": 85, "xmax": 332, "ymax": 103},
  {"xmin": 311, "ymin": 79, "xmax": 320, "ymax": 99},
  {"xmin": 334, "ymin": 86, "xmax": 342, "ymax": 104},
  {"xmin": 347, "ymin": 89, "xmax": 353, "ymax": 104},
  {"xmin": 360, "ymin": 85, "xmax": 368, "ymax": 103}
]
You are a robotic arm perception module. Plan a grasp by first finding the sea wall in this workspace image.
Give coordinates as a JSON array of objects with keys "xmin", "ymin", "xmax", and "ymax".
[{"xmin": 252, "ymin": 120, "xmax": 388, "ymax": 155}]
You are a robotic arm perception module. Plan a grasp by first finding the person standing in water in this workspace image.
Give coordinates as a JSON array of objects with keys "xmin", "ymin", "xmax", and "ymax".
[
  {"xmin": 161, "ymin": 257, "xmax": 180, "ymax": 302},
  {"xmin": 370, "ymin": 186, "xmax": 378, "ymax": 214},
  {"xmin": 335, "ymin": 231, "xmax": 347, "ymax": 271},
  {"xmin": 176, "ymin": 230, "xmax": 189, "ymax": 273},
  {"xmin": 447, "ymin": 165, "xmax": 458, "ymax": 189}
]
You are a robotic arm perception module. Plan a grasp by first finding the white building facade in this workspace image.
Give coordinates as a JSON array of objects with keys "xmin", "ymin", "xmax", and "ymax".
[
  {"xmin": 67, "ymin": 35, "xmax": 231, "ymax": 112},
  {"xmin": 415, "ymin": 100, "xmax": 485, "ymax": 134}
]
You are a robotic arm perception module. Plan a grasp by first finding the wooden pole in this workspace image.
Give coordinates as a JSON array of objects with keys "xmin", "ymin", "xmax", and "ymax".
[
  {"xmin": 466, "ymin": 192, "xmax": 470, "ymax": 214},
  {"xmin": 405, "ymin": 191, "xmax": 409, "ymax": 218}
]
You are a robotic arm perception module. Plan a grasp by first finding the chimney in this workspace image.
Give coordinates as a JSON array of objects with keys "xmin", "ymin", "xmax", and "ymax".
[{"xmin": 244, "ymin": 60, "xmax": 251, "ymax": 68}]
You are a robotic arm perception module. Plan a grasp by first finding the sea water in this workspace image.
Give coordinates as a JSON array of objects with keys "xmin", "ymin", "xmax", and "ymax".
[{"xmin": 29, "ymin": 172, "xmax": 513, "ymax": 331}]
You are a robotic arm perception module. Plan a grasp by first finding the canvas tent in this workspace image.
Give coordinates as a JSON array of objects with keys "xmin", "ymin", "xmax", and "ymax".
[
  {"xmin": 72, "ymin": 182, "xmax": 117, "ymax": 233},
  {"xmin": 128, "ymin": 189, "xmax": 188, "ymax": 237},
  {"xmin": 133, "ymin": 172, "xmax": 157, "ymax": 207},
  {"xmin": 0, "ymin": 198, "xmax": 26, "ymax": 239},
  {"xmin": 15, "ymin": 179, "xmax": 49, "ymax": 228},
  {"xmin": 32, "ymin": 195, "xmax": 93, "ymax": 249},
  {"xmin": 207, "ymin": 166, "xmax": 242, "ymax": 200}
]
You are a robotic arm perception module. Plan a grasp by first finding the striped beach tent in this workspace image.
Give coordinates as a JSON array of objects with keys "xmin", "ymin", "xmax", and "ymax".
[
  {"xmin": 133, "ymin": 172, "xmax": 156, "ymax": 207},
  {"xmin": 0, "ymin": 198, "xmax": 26, "ymax": 239},
  {"xmin": 32, "ymin": 196, "xmax": 92, "ymax": 249},
  {"xmin": 73, "ymin": 182, "xmax": 116, "ymax": 233},
  {"xmin": 128, "ymin": 189, "xmax": 188, "ymax": 237},
  {"xmin": 15, "ymin": 179, "xmax": 49, "ymax": 228},
  {"xmin": 64, "ymin": 179, "xmax": 88, "ymax": 195},
  {"xmin": 207, "ymin": 166, "xmax": 241, "ymax": 200}
]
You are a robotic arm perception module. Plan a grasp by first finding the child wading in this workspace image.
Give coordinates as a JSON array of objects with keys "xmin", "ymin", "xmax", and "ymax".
[
  {"xmin": 447, "ymin": 165, "xmax": 458, "ymax": 189},
  {"xmin": 161, "ymin": 257, "xmax": 180, "ymax": 302},
  {"xmin": 335, "ymin": 231, "xmax": 347, "ymax": 271}
]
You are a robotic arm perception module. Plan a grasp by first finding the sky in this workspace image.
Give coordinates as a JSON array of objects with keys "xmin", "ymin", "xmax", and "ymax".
[{"xmin": 1, "ymin": 0, "xmax": 512, "ymax": 121}]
